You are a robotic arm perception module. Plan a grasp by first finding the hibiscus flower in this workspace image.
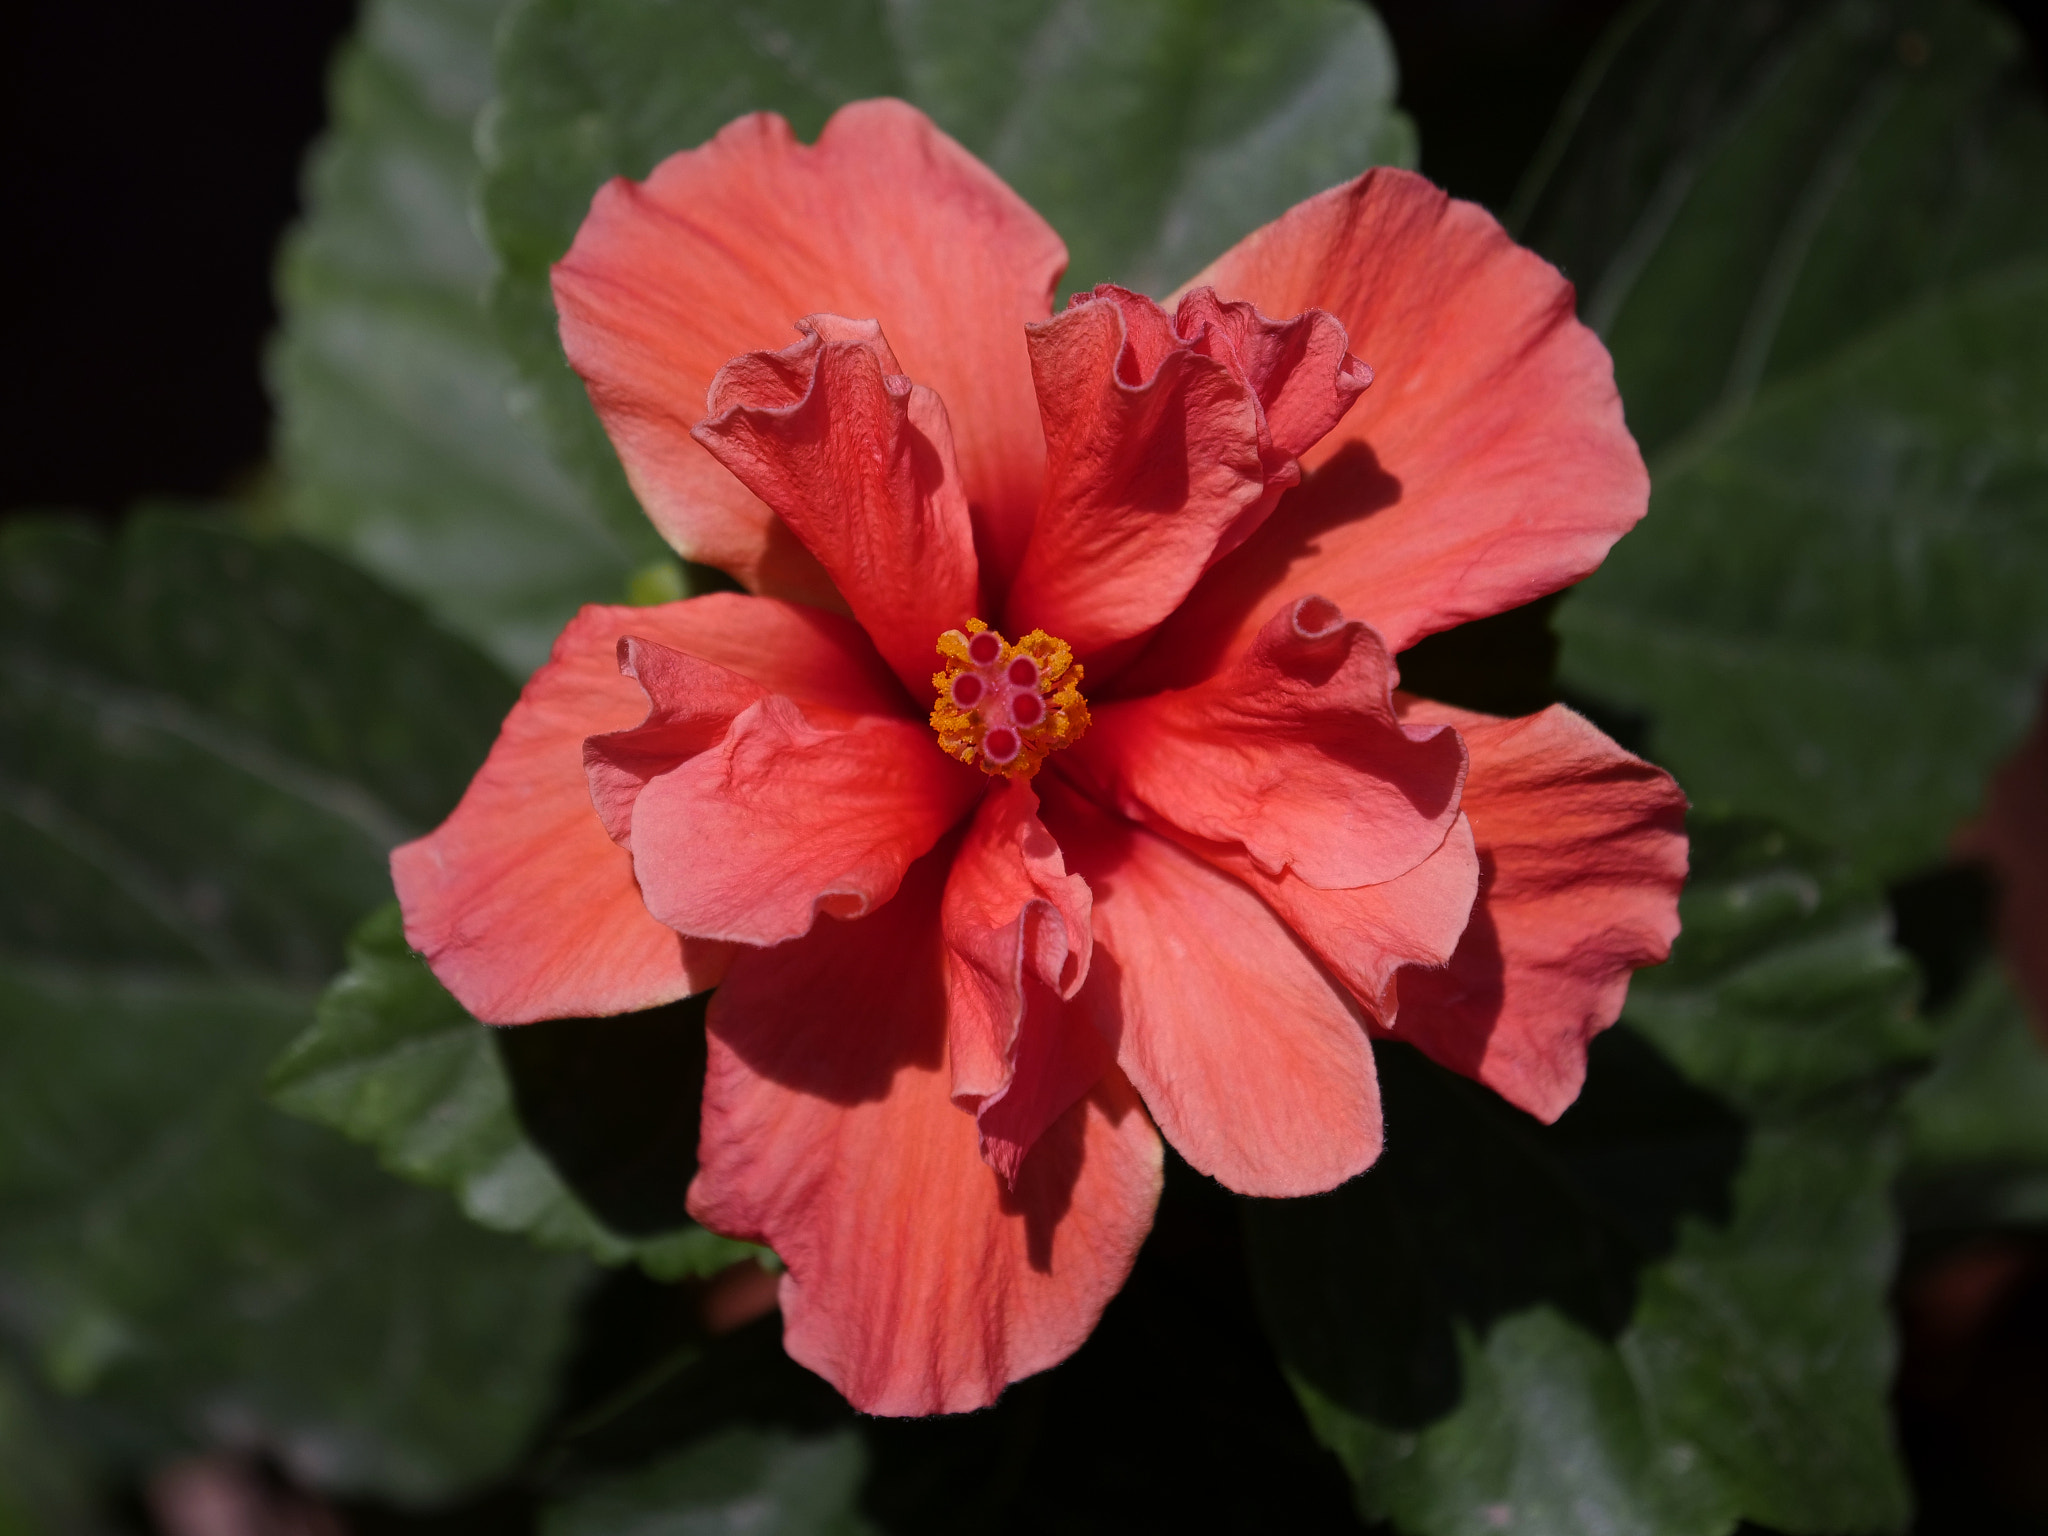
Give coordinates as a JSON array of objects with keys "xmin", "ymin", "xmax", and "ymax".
[{"xmin": 393, "ymin": 100, "xmax": 1687, "ymax": 1416}]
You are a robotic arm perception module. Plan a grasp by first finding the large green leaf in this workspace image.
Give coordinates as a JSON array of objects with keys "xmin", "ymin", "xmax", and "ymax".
[
  {"xmin": 1, "ymin": 511, "xmax": 514, "ymax": 982},
  {"xmin": 1532, "ymin": 0, "xmax": 2048, "ymax": 878},
  {"xmin": 269, "ymin": 904, "xmax": 759, "ymax": 1280},
  {"xmin": 479, "ymin": 0, "xmax": 1414, "ymax": 577},
  {"xmin": 271, "ymin": 0, "xmax": 665, "ymax": 674},
  {"xmin": 0, "ymin": 512, "xmax": 586, "ymax": 1499},
  {"xmin": 0, "ymin": 963, "xmax": 584, "ymax": 1503},
  {"xmin": 1245, "ymin": 819, "xmax": 1927, "ymax": 1536}
]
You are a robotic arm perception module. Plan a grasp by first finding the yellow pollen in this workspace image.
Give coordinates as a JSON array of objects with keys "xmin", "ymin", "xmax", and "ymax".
[{"xmin": 930, "ymin": 619, "xmax": 1090, "ymax": 780}]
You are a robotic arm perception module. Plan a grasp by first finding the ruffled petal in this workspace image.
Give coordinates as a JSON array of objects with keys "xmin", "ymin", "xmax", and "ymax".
[
  {"xmin": 942, "ymin": 780, "xmax": 1106, "ymax": 1182},
  {"xmin": 585, "ymin": 594, "xmax": 909, "ymax": 846},
  {"xmin": 690, "ymin": 846, "xmax": 1162, "ymax": 1416},
  {"xmin": 692, "ymin": 316, "xmax": 981, "ymax": 694},
  {"xmin": 1067, "ymin": 597, "xmax": 1466, "ymax": 889},
  {"xmin": 1226, "ymin": 812, "xmax": 1480, "ymax": 1024},
  {"xmin": 1145, "ymin": 166, "xmax": 1647, "ymax": 681},
  {"xmin": 582, "ymin": 637, "xmax": 766, "ymax": 847},
  {"xmin": 1006, "ymin": 285, "xmax": 1368, "ymax": 664},
  {"xmin": 627, "ymin": 693, "xmax": 978, "ymax": 948},
  {"xmin": 1042, "ymin": 779, "xmax": 1382, "ymax": 1198},
  {"xmin": 1390, "ymin": 699, "xmax": 1689, "ymax": 1121},
  {"xmin": 554, "ymin": 99, "xmax": 1065, "ymax": 596},
  {"xmin": 391, "ymin": 603, "xmax": 754, "ymax": 1024}
]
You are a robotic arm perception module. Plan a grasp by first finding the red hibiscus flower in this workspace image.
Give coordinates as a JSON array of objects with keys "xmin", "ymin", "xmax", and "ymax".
[{"xmin": 392, "ymin": 100, "xmax": 1687, "ymax": 1416}]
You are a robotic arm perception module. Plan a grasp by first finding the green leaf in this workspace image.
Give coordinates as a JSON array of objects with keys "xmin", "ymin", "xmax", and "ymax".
[
  {"xmin": 269, "ymin": 904, "xmax": 759, "ymax": 1280},
  {"xmin": 0, "ymin": 512, "xmax": 588, "ymax": 1499},
  {"xmin": 1245, "ymin": 819, "xmax": 1925, "ymax": 1535},
  {"xmin": 271, "ymin": 0, "xmax": 664, "ymax": 673},
  {"xmin": 1901, "ymin": 962, "xmax": 2048, "ymax": 1228},
  {"xmin": 1619, "ymin": 818, "xmax": 1930, "ymax": 1110},
  {"xmin": 1, "ymin": 510, "xmax": 514, "ymax": 981},
  {"xmin": 479, "ymin": 0, "xmax": 1414, "ymax": 574},
  {"xmin": 0, "ymin": 963, "xmax": 586, "ymax": 1502},
  {"xmin": 1531, "ymin": 0, "xmax": 2048, "ymax": 879},
  {"xmin": 0, "ymin": 1355, "xmax": 115, "ymax": 1536},
  {"xmin": 542, "ymin": 1427, "xmax": 877, "ymax": 1536}
]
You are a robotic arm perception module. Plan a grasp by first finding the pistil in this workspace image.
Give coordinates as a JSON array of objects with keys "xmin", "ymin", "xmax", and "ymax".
[{"xmin": 930, "ymin": 620, "xmax": 1089, "ymax": 779}]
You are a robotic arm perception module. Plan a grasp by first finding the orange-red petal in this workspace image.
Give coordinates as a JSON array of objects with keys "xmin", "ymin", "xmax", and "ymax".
[
  {"xmin": 1068, "ymin": 597, "xmax": 1466, "ymax": 889},
  {"xmin": 1006, "ymin": 285, "xmax": 1367, "ymax": 664},
  {"xmin": 692, "ymin": 316, "xmax": 981, "ymax": 694},
  {"xmin": 942, "ymin": 781, "xmax": 1108, "ymax": 1182},
  {"xmin": 627, "ymin": 696, "xmax": 978, "ymax": 948},
  {"xmin": 1150, "ymin": 166, "xmax": 1646, "ymax": 680},
  {"xmin": 1228, "ymin": 812, "xmax": 1480, "ymax": 1026},
  {"xmin": 689, "ymin": 847, "xmax": 1162, "ymax": 1416},
  {"xmin": 391, "ymin": 602, "xmax": 766, "ymax": 1024},
  {"xmin": 1044, "ymin": 780, "xmax": 1384, "ymax": 1198},
  {"xmin": 1390, "ymin": 699, "xmax": 1689, "ymax": 1121},
  {"xmin": 554, "ymin": 99, "xmax": 1064, "ymax": 597},
  {"xmin": 582, "ymin": 636, "xmax": 769, "ymax": 847}
]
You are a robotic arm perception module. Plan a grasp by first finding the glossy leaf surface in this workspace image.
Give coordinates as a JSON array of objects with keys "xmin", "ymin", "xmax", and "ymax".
[
  {"xmin": 0, "ymin": 512, "xmax": 583, "ymax": 1499},
  {"xmin": 1538, "ymin": 0, "xmax": 2048, "ymax": 879},
  {"xmin": 270, "ymin": 904, "xmax": 759, "ymax": 1280}
]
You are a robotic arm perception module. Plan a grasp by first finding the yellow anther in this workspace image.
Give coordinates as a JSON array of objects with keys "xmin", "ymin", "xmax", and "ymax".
[{"xmin": 930, "ymin": 621, "xmax": 1089, "ymax": 779}]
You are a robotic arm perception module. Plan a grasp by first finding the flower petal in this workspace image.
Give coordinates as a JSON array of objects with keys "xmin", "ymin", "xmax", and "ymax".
[
  {"xmin": 1067, "ymin": 597, "xmax": 1466, "ymax": 889},
  {"xmin": 1390, "ymin": 700, "xmax": 1689, "ymax": 1122},
  {"xmin": 942, "ymin": 780, "xmax": 1106, "ymax": 1183},
  {"xmin": 1230, "ymin": 812, "xmax": 1480, "ymax": 1024},
  {"xmin": 628, "ymin": 694, "xmax": 978, "ymax": 948},
  {"xmin": 690, "ymin": 846, "xmax": 1162, "ymax": 1416},
  {"xmin": 392, "ymin": 603, "xmax": 756, "ymax": 1024},
  {"xmin": 692, "ymin": 316, "xmax": 981, "ymax": 694},
  {"xmin": 1006, "ymin": 285, "xmax": 1368, "ymax": 664},
  {"xmin": 582, "ymin": 637, "xmax": 766, "ymax": 848},
  {"xmin": 1043, "ymin": 779, "xmax": 1383, "ymax": 1199},
  {"xmin": 554, "ymin": 99, "xmax": 1065, "ymax": 596},
  {"xmin": 1147, "ymin": 166, "xmax": 1646, "ymax": 679},
  {"xmin": 584, "ymin": 593, "xmax": 908, "ymax": 847}
]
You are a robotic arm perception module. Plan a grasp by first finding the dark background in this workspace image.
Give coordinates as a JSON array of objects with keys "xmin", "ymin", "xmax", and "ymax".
[
  {"xmin": 4, "ymin": 2, "xmax": 2048, "ymax": 1531},
  {"xmin": 2, "ymin": 0, "xmax": 2041, "ymax": 516}
]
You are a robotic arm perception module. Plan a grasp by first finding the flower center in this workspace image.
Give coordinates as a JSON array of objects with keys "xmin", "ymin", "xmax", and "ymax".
[{"xmin": 930, "ymin": 620, "xmax": 1089, "ymax": 779}]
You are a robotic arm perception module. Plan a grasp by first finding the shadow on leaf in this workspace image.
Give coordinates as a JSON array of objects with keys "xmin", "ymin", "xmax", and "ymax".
[
  {"xmin": 497, "ymin": 994, "xmax": 711, "ymax": 1238},
  {"xmin": 1242, "ymin": 1026, "xmax": 1745, "ymax": 1428}
]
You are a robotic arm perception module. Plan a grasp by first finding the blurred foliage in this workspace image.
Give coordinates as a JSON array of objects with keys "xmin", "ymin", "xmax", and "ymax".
[
  {"xmin": 270, "ymin": 0, "xmax": 659, "ymax": 673},
  {"xmin": 0, "ymin": 511, "xmax": 511, "ymax": 978},
  {"xmin": 1903, "ymin": 963, "xmax": 2048, "ymax": 1228},
  {"xmin": 1535, "ymin": 0, "xmax": 2048, "ymax": 880},
  {"xmin": 0, "ymin": 1356, "xmax": 113, "ymax": 1536},
  {"xmin": 541, "ymin": 1427, "xmax": 876, "ymax": 1536},
  {"xmin": 270, "ymin": 904, "xmax": 761, "ymax": 1280},
  {"xmin": 0, "ymin": 512, "xmax": 587, "ymax": 1502}
]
